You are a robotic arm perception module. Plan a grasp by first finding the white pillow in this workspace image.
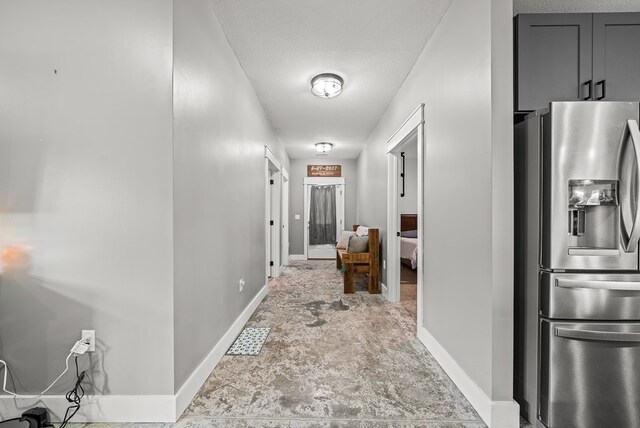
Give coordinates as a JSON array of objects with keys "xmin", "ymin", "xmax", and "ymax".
[
  {"xmin": 336, "ymin": 231, "xmax": 356, "ymax": 249},
  {"xmin": 355, "ymin": 226, "xmax": 369, "ymax": 237}
]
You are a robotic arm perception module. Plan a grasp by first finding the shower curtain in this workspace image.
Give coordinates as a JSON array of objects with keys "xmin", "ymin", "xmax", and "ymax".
[{"xmin": 309, "ymin": 185, "xmax": 337, "ymax": 245}]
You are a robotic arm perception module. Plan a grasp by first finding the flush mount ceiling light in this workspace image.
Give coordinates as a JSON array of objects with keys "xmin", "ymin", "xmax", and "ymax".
[
  {"xmin": 311, "ymin": 73, "xmax": 344, "ymax": 99},
  {"xmin": 315, "ymin": 142, "xmax": 333, "ymax": 153}
]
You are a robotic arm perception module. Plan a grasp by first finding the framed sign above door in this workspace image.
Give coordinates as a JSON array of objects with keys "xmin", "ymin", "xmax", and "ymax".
[{"xmin": 307, "ymin": 165, "xmax": 341, "ymax": 177}]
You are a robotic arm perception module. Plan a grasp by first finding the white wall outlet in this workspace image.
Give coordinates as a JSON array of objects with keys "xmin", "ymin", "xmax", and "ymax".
[
  {"xmin": 294, "ymin": 214, "xmax": 301, "ymax": 220},
  {"xmin": 81, "ymin": 330, "xmax": 95, "ymax": 352},
  {"xmin": 383, "ymin": 260, "xmax": 386, "ymax": 269},
  {"xmin": 239, "ymin": 278, "xmax": 245, "ymax": 293}
]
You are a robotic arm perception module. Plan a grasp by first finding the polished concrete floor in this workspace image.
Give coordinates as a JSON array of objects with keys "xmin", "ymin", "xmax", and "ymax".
[
  {"xmin": 77, "ymin": 260, "xmax": 486, "ymax": 427},
  {"xmin": 400, "ymin": 262, "xmax": 418, "ymax": 321}
]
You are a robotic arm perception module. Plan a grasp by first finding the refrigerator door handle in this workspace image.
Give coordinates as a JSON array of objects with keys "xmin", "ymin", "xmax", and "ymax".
[
  {"xmin": 618, "ymin": 119, "xmax": 640, "ymax": 253},
  {"xmin": 555, "ymin": 327, "xmax": 640, "ymax": 343},
  {"xmin": 556, "ymin": 278, "xmax": 640, "ymax": 291}
]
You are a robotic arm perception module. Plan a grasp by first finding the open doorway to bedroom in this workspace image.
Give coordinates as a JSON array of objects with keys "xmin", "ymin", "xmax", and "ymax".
[
  {"xmin": 303, "ymin": 177, "xmax": 346, "ymax": 259},
  {"xmin": 398, "ymin": 142, "xmax": 418, "ymax": 322},
  {"xmin": 386, "ymin": 104, "xmax": 424, "ymax": 333}
]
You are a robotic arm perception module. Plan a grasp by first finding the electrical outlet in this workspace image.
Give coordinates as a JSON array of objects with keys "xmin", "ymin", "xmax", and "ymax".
[
  {"xmin": 383, "ymin": 260, "xmax": 386, "ymax": 269},
  {"xmin": 239, "ymin": 278, "xmax": 245, "ymax": 293},
  {"xmin": 81, "ymin": 330, "xmax": 95, "ymax": 352}
]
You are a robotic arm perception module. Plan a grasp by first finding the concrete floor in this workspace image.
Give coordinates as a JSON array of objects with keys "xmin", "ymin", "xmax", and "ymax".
[
  {"xmin": 77, "ymin": 260, "xmax": 486, "ymax": 427},
  {"xmin": 400, "ymin": 263, "xmax": 418, "ymax": 321}
]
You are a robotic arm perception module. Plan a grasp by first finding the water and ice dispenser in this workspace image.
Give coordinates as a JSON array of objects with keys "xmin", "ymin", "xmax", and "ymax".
[{"xmin": 567, "ymin": 179, "xmax": 619, "ymax": 254}]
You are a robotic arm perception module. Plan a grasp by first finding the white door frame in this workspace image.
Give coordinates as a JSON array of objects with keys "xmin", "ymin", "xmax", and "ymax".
[
  {"xmin": 386, "ymin": 104, "xmax": 425, "ymax": 328},
  {"xmin": 303, "ymin": 176, "xmax": 346, "ymax": 260},
  {"xmin": 281, "ymin": 167, "xmax": 290, "ymax": 267},
  {"xmin": 265, "ymin": 146, "xmax": 281, "ymax": 280}
]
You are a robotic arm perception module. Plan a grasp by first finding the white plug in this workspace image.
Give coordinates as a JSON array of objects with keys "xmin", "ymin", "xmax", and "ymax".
[
  {"xmin": 81, "ymin": 330, "xmax": 95, "ymax": 352},
  {"xmin": 71, "ymin": 340, "xmax": 90, "ymax": 355}
]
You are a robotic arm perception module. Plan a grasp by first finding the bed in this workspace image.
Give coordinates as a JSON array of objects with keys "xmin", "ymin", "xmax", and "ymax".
[{"xmin": 400, "ymin": 214, "xmax": 418, "ymax": 269}]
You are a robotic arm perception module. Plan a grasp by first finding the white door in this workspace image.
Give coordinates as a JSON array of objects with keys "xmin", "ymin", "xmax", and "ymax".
[
  {"xmin": 265, "ymin": 146, "xmax": 282, "ymax": 280},
  {"xmin": 269, "ymin": 170, "xmax": 281, "ymax": 277},
  {"xmin": 304, "ymin": 179, "xmax": 345, "ymax": 259}
]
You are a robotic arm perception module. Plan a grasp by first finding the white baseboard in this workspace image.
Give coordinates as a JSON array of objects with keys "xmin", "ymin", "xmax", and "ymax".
[
  {"xmin": 417, "ymin": 326, "xmax": 519, "ymax": 428},
  {"xmin": 1, "ymin": 284, "xmax": 269, "ymax": 423},
  {"xmin": 174, "ymin": 284, "xmax": 268, "ymax": 419},
  {"xmin": 0, "ymin": 394, "xmax": 176, "ymax": 423},
  {"xmin": 380, "ymin": 282, "xmax": 388, "ymax": 298},
  {"xmin": 289, "ymin": 254, "xmax": 305, "ymax": 261}
]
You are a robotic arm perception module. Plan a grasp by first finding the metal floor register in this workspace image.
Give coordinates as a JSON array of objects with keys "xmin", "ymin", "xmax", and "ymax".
[{"xmin": 226, "ymin": 327, "xmax": 271, "ymax": 356}]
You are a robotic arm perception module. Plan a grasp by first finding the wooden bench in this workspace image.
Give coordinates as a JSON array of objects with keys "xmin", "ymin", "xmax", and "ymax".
[{"xmin": 336, "ymin": 225, "xmax": 380, "ymax": 294}]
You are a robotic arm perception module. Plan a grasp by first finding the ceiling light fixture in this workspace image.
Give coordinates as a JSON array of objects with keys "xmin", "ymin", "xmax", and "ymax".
[
  {"xmin": 311, "ymin": 73, "xmax": 344, "ymax": 99},
  {"xmin": 315, "ymin": 142, "xmax": 333, "ymax": 153}
]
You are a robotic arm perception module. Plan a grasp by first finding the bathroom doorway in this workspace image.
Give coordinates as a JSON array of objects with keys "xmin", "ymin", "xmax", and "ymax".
[{"xmin": 303, "ymin": 177, "xmax": 345, "ymax": 259}]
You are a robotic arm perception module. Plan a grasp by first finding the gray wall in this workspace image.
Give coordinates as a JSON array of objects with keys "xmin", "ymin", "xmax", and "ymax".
[
  {"xmin": 288, "ymin": 159, "xmax": 357, "ymax": 256},
  {"xmin": 0, "ymin": 0, "xmax": 175, "ymax": 395},
  {"xmin": 356, "ymin": 0, "xmax": 514, "ymax": 403},
  {"xmin": 0, "ymin": 0, "xmax": 291, "ymax": 400},
  {"xmin": 173, "ymin": 0, "xmax": 289, "ymax": 391}
]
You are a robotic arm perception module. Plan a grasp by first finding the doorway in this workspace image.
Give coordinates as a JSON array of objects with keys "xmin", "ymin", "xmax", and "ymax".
[
  {"xmin": 386, "ymin": 104, "xmax": 425, "ymax": 330},
  {"xmin": 398, "ymin": 141, "xmax": 419, "ymax": 322},
  {"xmin": 303, "ymin": 177, "xmax": 345, "ymax": 259}
]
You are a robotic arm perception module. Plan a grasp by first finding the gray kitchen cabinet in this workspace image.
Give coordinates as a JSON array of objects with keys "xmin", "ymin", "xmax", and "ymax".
[
  {"xmin": 515, "ymin": 14, "xmax": 593, "ymax": 112},
  {"xmin": 593, "ymin": 13, "xmax": 640, "ymax": 102},
  {"xmin": 516, "ymin": 12, "xmax": 640, "ymax": 112}
]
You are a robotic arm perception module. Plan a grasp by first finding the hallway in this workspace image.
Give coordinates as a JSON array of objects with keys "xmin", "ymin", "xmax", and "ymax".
[
  {"xmin": 0, "ymin": 1, "xmax": 517, "ymax": 424},
  {"xmin": 175, "ymin": 261, "xmax": 485, "ymax": 427}
]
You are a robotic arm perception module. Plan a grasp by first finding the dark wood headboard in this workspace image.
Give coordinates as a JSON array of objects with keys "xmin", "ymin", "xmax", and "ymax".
[{"xmin": 401, "ymin": 214, "xmax": 417, "ymax": 232}]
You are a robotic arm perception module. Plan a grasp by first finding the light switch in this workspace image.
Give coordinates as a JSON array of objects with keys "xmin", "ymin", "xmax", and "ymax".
[{"xmin": 295, "ymin": 214, "xmax": 301, "ymax": 220}]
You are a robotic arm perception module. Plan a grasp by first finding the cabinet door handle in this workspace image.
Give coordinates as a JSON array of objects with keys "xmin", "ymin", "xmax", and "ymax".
[
  {"xmin": 582, "ymin": 80, "xmax": 593, "ymax": 100},
  {"xmin": 596, "ymin": 80, "xmax": 606, "ymax": 100}
]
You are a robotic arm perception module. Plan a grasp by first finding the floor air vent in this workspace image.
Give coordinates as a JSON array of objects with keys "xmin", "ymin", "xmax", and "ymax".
[{"xmin": 226, "ymin": 327, "xmax": 270, "ymax": 356}]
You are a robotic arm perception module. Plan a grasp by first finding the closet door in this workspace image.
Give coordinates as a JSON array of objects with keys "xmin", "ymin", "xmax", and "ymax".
[
  {"xmin": 515, "ymin": 14, "xmax": 593, "ymax": 112},
  {"xmin": 592, "ymin": 13, "xmax": 640, "ymax": 102}
]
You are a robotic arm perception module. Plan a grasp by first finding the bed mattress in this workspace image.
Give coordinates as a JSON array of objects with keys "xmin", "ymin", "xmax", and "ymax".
[{"xmin": 400, "ymin": 237, "xmax": 418, "ymax": 269}]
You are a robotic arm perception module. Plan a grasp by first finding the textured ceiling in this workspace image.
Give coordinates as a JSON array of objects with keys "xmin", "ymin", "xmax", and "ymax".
[
  {"xmin": 514, "ymin": 0, "xmax": 640, "ymax": 14},
  {"xmin": 210, "ymin": 0, "xmax": 453, "ymax": 160}
]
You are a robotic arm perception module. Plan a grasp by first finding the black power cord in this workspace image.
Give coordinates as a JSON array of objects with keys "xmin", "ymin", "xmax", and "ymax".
[{"xmin": 44, "ymin": 356, "xmax": 86, "ymax": 428}]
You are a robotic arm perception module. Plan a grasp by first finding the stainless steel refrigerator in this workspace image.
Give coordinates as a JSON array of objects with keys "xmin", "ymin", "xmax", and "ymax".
[{"xmin": 515, "ymin": 101, "xmax": 640, "ymax": 428}]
